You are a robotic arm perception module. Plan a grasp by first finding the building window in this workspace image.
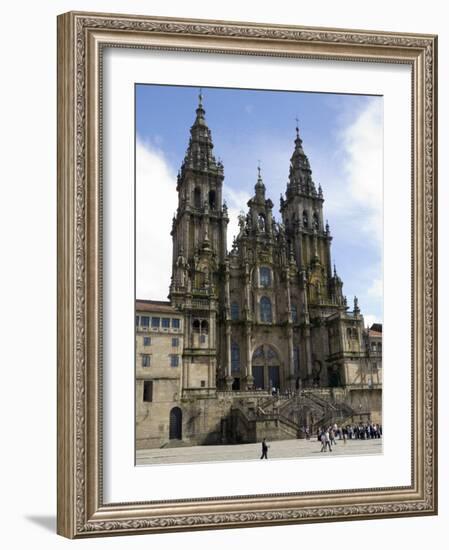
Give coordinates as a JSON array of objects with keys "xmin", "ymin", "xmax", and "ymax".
[
  {"xmin": 200, "ymin": 334, "xmax": 206, "ymax": 344},
  {"xmin": 172, "ymin": 318, "xmax": 180, "ymax": 329},
  {"xmin": 200, "ymin": 380, "xmax": 206, "ymax": 388},
  {"xmin": 313, "ymin": 212, "xmax": 319, "ymax": 230},
  {"xmin": 201, "ymin": 320, "xmax": 209, "ymax": 334},
  {"xmin": 141, "ymin": 354, "xmax": 151, "ymax": 367},
  {"xmin": 378, "ymin": 343, "xmax": 382, "ymax": 353},
  {"xmin": 209, "ymin": 189, "xmax": 216, "ymax": 209},
  {"xmin": 151, "ymin": 317, "xmax": 160, "ymax": 328},
  {"xmin": 170, "ymin": 355, "xmax": 179, "ymax": 367},
  {"xmin": 231, "ymin": 342, "xmax": 240, "ymax": 373},
  {"xmin": 140, "ymin": 316, "xmax": 150, "ymax": 327},
  {"xmin": 143, "ymin": 381, "xmax": 153, "ymax": 402},
  {"xmin": 135, "ymin": 315, "xmax": 139, "ymax": 326},
  {"xmin": 194, "ymin": 187, "xmax": 202, "ymax": 208},
  {"xmin": 172, "ymin": 337, "xmax": 179, "ymax": 348},
  {"xmin": 162, "ymin": 318, "xmax": 170, "ymax": 328},
  {"xmin": 259, "ymin": 266, "xmax": 272, "ymax": 288},
  {"xmin": 192, "ymin": 319, "xmax": 200, "ymax": 333},
  {"xmin": 143, "ymin": 336, "xmax": 151, "ymax": 347},
  {"xmin": 260, "ymin": 296, "xmax": 273, "ymax": 323},
  {"xmin": 258, "ymin": 213, "xmax": 266, "ymax": 232},
  {"xmin": 294, "ymin": 347, "xmax": 300, "ymax": 373},
  {"xmin": 231, "ymin": 301, "xmax": 239, "ymax": 321},
  {"xmin": 303, "ymin": 210, "xmax": 309, "ymax": 228},
  {"xmin": 291, "ymin": 304, "xmax": 298, "ymax": 323}
]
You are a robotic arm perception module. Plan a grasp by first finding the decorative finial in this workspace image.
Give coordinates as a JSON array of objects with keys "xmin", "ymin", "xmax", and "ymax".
[
  {"xmin": 198, "ymin": 87, "xmax": 203, "ymax": 107},
  {"xmin": 257, "ymin": 160, "xmax": 262, "ymax": 178},
  {"xmin": 334, "ymin": 263, "xmax": 337, "ymax": 276},
  {"xmin": 295, "ymin": 116, "xmax": 300, "ymax": 138}
]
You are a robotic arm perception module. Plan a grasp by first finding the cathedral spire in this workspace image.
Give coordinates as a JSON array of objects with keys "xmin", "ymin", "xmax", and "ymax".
[
  {"xmin": 194, "ymin": 88, "xmax": 206, "ymax": 125},
  {"xmin": 254, "ymin": 163, "xmax": 267, "ymax": 204},
  {"xmin": 286, "ymin": 123, "xmax": 316, "ymax": 198},
  {"xmin": 255, "ymin": 162, "xmax": 265, "ymax": 190},
  {"xmin": 181, "ymin": 90, "xmax": 218, "ymax": 173}
]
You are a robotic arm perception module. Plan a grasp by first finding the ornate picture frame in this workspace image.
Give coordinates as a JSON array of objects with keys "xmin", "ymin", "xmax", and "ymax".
[{"xmin": 57, "ymin": 11, "xmax": 437, "ymax": 538}]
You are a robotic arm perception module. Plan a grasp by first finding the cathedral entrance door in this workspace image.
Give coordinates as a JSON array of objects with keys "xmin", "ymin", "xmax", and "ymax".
[
  {"xmin": 268, "ymin": 366, "xmax": 280, "ymax": 391},
  {"xmin": 252, "ymin": 345, "xmax": 281, "ymax": 392},
  {"xmin": 252, "ymin": 366, "xmax": 264, "ymax": 390},
  {"xmin": 169, "ymin": 407, "xmax": 182, "ymax": 440}
]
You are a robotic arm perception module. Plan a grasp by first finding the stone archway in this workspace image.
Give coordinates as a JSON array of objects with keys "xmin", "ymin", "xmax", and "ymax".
[
  {"xmin": 169, "ymin": 407, "xmax": 182, "ymax": 440},
  {"xmin": 252, "ymin": 345, "xmax": 281, "ymax": 391}
]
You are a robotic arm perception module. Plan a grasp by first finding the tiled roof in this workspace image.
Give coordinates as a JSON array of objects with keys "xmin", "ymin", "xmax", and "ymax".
[
  {"xmin": 136, "ymin": 299, "xmax": 179, "ymax": 314},
  {"xmin": 369, "ymin": 330, "xmax": 382, "ymax": 338}
]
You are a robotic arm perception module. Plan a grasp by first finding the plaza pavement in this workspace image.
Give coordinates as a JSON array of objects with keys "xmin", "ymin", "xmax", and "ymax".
[{"xmin": 136, "ymin": 437, "xmax": 382, "ymax": 466}]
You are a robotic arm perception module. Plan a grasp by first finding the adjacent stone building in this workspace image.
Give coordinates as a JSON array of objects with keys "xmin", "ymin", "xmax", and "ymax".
[{"xmin": 136, "ymin": 93, "xmax": 382, "ymax": 450}]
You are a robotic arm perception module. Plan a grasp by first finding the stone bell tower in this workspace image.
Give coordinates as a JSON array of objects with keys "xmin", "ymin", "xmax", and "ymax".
[
  {"xmin": 169, "ymin": 92, "xmax": 229, "ymax": 393},
  {"xmin": 280, "ymin": 124, "xmax": 344, "ymax": 309}
]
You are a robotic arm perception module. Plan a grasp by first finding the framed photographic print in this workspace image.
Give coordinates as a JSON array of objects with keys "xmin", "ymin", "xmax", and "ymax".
[{"xmin": 57, "ymin": 11, "xmax": 437, "ymax": 538}]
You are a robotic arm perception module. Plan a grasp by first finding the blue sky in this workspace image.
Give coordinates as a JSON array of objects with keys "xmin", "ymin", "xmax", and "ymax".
[{"xmin": 135, "ymin": 84, "xmax": 383, "ymax": 325}]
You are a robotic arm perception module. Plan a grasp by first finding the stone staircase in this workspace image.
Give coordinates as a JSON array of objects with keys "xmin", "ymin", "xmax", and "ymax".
[{"xmin": 230, "ymin": 390, "xmax": 357, "ymax": 442}]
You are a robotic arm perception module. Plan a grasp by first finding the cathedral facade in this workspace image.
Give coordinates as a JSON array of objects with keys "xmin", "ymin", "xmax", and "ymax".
[{"xmin": 136, "ymin": 94, "xmax": 382, "ymax": 450}]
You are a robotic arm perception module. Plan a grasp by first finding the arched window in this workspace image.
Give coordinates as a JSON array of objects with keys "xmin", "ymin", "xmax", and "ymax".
[
  {"xmin": 258, "ymin": 213, "xmax": 266, "ymax": 232},
  {"xmin": 208, "ymin": 190, "xmax": 216, "ymax": 209},
  {"xmin": 302, "ymin": 210, "xmax": 309, "ymax": 228},
  {"xmin": 231, "ymin": 342, "xmax": 240, "ymax": 373},
  {"xmin": 259, "ymin": 266, "xmax": 272, "ymax": 288},
  {"xmin": 194, "ymin": 187, "xmax": 202, "ymax": 208},
  {"xmin": 313, "ymin": 212, "xmax": 319, "ymax": 230},
  {"xmin": 294, "ymin": 346, "xmax": 300, "ymax": 373},
  {"xmin": 201, "ymin": 320, "xmax": 209, "ymax": 334},
  {"xmin": 291, "ymin": 304, "xmax": 298, "ymax": 323},
  {"xmin": 260, "ymin": 296, "xmax": 273, "ymax": 323},
  {"xmin": 192, "ymin": 319, "xmax": 200, "ymax": 333},
  {"xmin": 230, "ymin": 301, "xmax": 239, "ymax": 321}
]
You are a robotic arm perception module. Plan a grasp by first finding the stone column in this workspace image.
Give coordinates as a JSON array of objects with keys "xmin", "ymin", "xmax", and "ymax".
[
  {"xmin": 225, "ymin": 322, "xmax": 233, "ymax": 390},
  {"xmin": 304, "ymin": 325, "xmax": 313, "ymax": 382},
  {"xmin": 301, "ymin": 271, "xmax": 313, "ymax": 383},
  {"xmin": 285, "ymin": 268, "xmax": 295, "ymax": 389},
  {"xmin": 288, "ymin": 326, "xmax": 294, "ymax": 390},
  {"xmin": 295, "ymin": 224, "xmax": 303, "ymax": 269},
  {"xmin": 244, "ymin": 323, "xmax": 254, "ymax": 390},
  {"xmin": 184, "ymin": 212, "xmax": 190, "ymax": 259}
]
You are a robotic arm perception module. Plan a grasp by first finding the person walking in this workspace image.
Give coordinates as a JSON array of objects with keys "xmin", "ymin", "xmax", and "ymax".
[
  {"xmin": 320, "ymin": 430, "xmax": 326, "ymax": 452},
  {"xmin": 260, "ymin": 438, "xmax": 269, "ymax": 459}
]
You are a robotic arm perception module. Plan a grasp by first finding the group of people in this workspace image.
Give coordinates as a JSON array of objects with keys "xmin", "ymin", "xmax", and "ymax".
[
  {"xmin": 316, "ymin": 422, "xmax": 382, "ymax": 452},
  {"xmin": 259, "ymin": 422, "xmax": 382, "ymax": 459}
]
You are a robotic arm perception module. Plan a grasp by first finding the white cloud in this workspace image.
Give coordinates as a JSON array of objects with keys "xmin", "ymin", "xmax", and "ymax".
[
  {"xmin": 136, "ymin": 140, "xmax": 177, "ymax": 300},
  {"xmin": 339, "ymin": 99, "xmax": 383, "ymax": 240},
  {"xmin": 368, "ymin": 277, "xmax": 383, "ymax": 299}
]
